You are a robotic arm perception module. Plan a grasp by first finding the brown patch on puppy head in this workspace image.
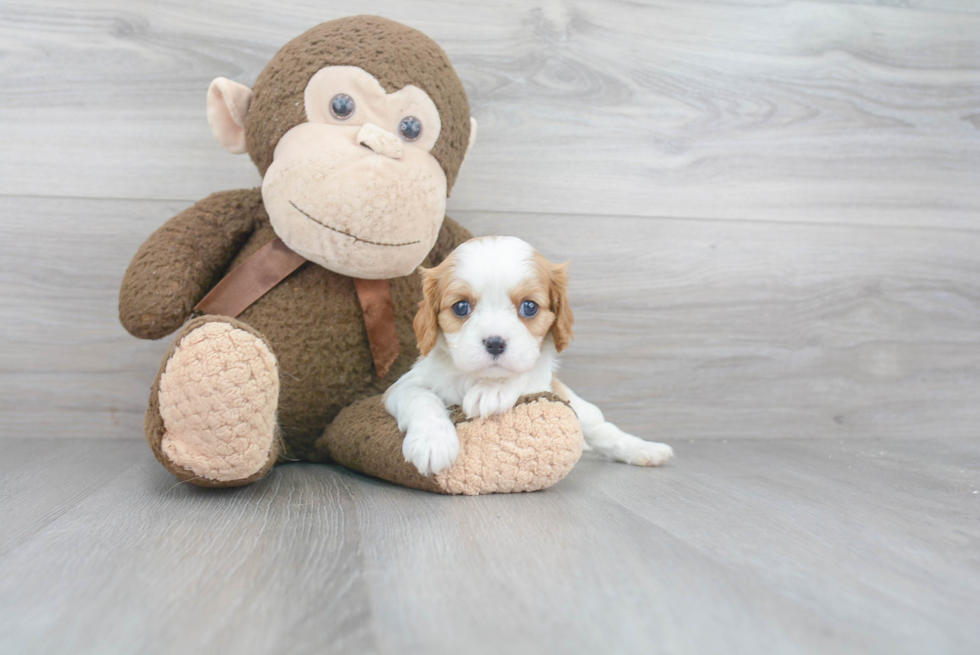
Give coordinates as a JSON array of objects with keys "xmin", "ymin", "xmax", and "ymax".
[
  {"xmin": 246, "ymin": 15, "xmax": 471, "ymax": 191},
  {"xmin": 533, "ymin": 253, "xmax": 574, "ymax": 352},
  {"xmin": 435, "ymin": 277, "xmax": 475, "ymax": 337},
  {"xmin": 414, "ymin": 254, "xmax": 467, "ymax": 356},
  {"xmin": 414, "ymin": 264, "xmax": 444, "ymax": 357},
  {"xmin": 510, "ymin": 277, "xmax": 555, "ymax": 341},
  {"xmin": 414, "ymin": 255, "xmax": 479, "ymax": 355}
]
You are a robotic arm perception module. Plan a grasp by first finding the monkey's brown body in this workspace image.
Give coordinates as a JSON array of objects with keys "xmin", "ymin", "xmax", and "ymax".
[
  {"xmin": 118, "ymin": 16, "xmax": 583, "ymax": 491},
  {"xmin": 122, "ymin": 188, "xmax": 472, "ymax": 474}
]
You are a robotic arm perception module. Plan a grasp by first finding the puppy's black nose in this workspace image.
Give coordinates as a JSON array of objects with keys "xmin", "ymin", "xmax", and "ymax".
[{"xmin": 483, "ymin": 336, "xmax": 506, "ymax": 357}]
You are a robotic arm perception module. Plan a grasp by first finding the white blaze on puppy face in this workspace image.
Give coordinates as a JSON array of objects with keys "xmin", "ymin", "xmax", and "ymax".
[
  {"xmin": 433, "ymin": 237, "xmax": 560, "ymax": 378},
  {"xmin": 260, "ymin": 66, "xmax": 447, "ymax": 279}
]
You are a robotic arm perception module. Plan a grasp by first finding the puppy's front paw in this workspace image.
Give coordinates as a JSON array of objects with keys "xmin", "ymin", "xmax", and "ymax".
[
  {"xmin": 624, "ymin": 440, "xmax": 674, "ymax": 467},
  {"xmin": 402, "ymin": 417, "xmax": 460, "ymax": 476},
  {"xmin": 462, "ymin": 384, "xmax": 521, "ymax": 418}
]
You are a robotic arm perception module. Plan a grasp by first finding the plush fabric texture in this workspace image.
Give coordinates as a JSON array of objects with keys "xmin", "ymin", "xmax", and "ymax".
[
  {"xmin": 120, "ymin": 189, "xmax": 266, "ymax": 340},
  {"xmin": 158, "ymin": 320, "xmax": 280, "ymax": 483},
  {"xmin": 317, "ymin": 393, "xmax": 584, "ymax": 495},
  {"xmin": 260, "ymin": 120, "xmax": 447, "ymax": 279},
  {"xmin": 206, "ymin": 77, "xmax": 252, "ymax": 154},
  {"xmin": 355, "ymin": 121, "xmax": 404, "ymax": 158},
  {"xmin": 126, "ymin": 188, "xmax": 474, "ymax": 469},
  {"xmin": 245, "ymin": 15, "xmax": 471, "ymax": 192},
  {"xmin": 440, "ymin": 394, "xmax": 583, "ymax": 494},
  {"xmin": 303, "ymin": 66, "xmax": 443, "ymax": 151},
  {"xmin": 145, "ymin": 315, "xmax": 280, "ymax": 488}
]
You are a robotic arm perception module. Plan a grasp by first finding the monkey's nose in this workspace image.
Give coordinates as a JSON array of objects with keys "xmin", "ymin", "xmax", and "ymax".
[
  {"xmin": 357, "ymin": 123, "xmax": 404, "ymax": 159},
  {"xmin": 483, "ymin": 336, "xmax": 506, "ymax": 357}
]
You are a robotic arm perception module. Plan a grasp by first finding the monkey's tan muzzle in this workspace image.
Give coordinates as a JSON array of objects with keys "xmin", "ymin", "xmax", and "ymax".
[{"xmin": 357, "ymin": 123, "xmax": 404, "ymax": 159}]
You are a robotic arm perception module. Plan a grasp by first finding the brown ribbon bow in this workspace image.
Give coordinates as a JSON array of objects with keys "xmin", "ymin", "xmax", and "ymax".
[{"xmin": 194, "ymin": 238, "xmax": 400, "ymax": 378}]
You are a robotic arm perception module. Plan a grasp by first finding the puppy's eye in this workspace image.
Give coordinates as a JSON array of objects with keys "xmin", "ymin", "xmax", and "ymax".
[
  {"xmin": 452, "ymin": 301, "xmax": 471, "ymax": 317},
  {"xmin": 520, "ymin": 300, "xmax": 539, "ymax": 318},
  {"xmin": 330, "ymin": 94, "xmax": 355, "ymax": 120},
  {"xmin": 398, "ymin": 116, "xmax": 422, "ymax": 141}
]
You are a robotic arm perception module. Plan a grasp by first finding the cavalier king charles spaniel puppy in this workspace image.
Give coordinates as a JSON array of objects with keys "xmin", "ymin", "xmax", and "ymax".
[{"xmin": 385, "ymin": 236, "xmax": 674, "ymax": 476}]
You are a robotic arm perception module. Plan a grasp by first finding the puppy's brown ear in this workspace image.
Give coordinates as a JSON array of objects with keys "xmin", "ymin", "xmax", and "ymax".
[
  {"xmin": 413, "ymin": 265, "xmax": 442, "ymax": 356},
  {"xmin": 548, "ymin": 261, "xmax": 575, "ymax": 353}
]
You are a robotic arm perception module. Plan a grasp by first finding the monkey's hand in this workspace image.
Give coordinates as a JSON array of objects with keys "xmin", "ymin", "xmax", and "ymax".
[{"xmin": 119, "ymin": 189, "xmax": 262, "ymax": 340}]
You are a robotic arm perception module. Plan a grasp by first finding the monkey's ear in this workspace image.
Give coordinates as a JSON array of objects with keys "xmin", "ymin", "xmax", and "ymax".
[
  {"xmin": 466, "ymin": 117, "xmax": 478, "ymax": 159},
  {"xmin": 456, "ymin": 117, "xmax": 478, "ymax": 175},
  {"xmin": 206, "ymin": 77, "xmax": 253, "ymax": 154}
]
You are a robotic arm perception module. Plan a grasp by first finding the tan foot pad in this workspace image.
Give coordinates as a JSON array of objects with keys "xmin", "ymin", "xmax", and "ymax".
[
  {"xmin": 439, "ymin": 393, "xmax": 584, "ymax": 494},
  {"xmin": 158, "ymin": 321, "xmax": 279, "ymax": 482},
  {"xmin": 320, "ymin": 393, "xmax": 584, "ymax": 495}
]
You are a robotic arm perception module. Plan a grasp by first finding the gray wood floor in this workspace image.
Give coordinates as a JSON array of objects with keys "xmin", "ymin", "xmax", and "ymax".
[
  {"xmin": 1, "ymin": 437, "xmax": 978, "ymax": 654},
  {"xmin": 2, "ymin": 1, "xmax": 979, "ymax": 653}
]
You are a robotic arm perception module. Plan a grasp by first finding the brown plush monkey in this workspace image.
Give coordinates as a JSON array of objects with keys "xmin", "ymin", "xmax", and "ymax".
[{"xmin": 120, "ymin": 16, "xmax": 582, "ymax": 492}]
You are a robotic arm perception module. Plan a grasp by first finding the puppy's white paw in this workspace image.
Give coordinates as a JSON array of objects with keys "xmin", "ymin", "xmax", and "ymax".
[
  {"xmin": 622, "ymin": 440, "xmax": 673, "ymax": 467},
  {"xmin": 587, "ymin": 423, "xmax": 673, "ymax": 467},
  {"xmin": 462, "ymin": 384, "xmax": 521, "ymax": 418},
  {"xmin": 402, "ymin": 417, "xmax": 460, "ymax": 476}
]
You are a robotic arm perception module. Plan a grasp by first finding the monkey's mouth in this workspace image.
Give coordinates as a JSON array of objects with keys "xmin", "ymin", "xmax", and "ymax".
[{"xmin": 289, "ymin": 201, "xmax": 421, "ymax": 248}]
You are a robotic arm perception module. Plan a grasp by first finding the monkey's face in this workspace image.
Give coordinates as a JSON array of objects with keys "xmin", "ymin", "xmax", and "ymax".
[
  {"xmin": 259, "ymin": 66, "xmax": 447, "ymax": 279},
  {"xmin": 207, "ymin": 17, "xmax": 476, "ymax": 279}
]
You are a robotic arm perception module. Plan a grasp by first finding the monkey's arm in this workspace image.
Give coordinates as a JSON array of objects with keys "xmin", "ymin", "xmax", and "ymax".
[
  {"xmin": 119, "ymin": 189, "xmax": 264, "ymax": 340},
  {"xmin": 423, "ymin": 215, "xmax": 473, "ymax": 267}
]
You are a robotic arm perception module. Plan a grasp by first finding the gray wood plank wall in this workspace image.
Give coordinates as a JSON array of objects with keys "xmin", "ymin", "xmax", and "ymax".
[{"xmin": 1, "ymin": 0, "xmax": 978, "ymax": 441}]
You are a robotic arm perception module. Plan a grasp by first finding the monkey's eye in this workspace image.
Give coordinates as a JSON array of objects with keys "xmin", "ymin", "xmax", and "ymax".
[
  {"xmin": 398, "ymin": 116, "xmax": 422, "ymax": 142},
  {"xmin": 519, "ymin": 300, "xmax": 539, "ymax": 318},
  {"xmin": 452, "ymin": 301, "xmax": 471, "ymax": 317},
  {"xmin": 330, "ymin": 94, "xmax": 355, "ymax": 120}
]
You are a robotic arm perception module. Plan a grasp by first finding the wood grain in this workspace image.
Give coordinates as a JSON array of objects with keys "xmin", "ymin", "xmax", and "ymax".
[
  {"xmin": 0, "ymin": 0, "xmax": 978, "ymax": 227},
  {"xmin": 0, "ymin": 440, "xmax": 377, "ymax": 655},
  {"xmin": 1, "ymin": 437, "xmax": 978, "ymax": 654},
  {"xmin": 0, "ymin": 438, "xmax": 144, "ymax": 556}
]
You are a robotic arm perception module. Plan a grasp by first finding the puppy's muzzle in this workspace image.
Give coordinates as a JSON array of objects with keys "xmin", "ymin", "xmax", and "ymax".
[{"xmin": 483, "ymin": 336, "xmax": 506, "ymax": 357}]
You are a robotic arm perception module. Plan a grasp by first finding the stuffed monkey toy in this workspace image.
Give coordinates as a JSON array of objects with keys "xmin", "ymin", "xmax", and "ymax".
[{"xmin": 119, "ymin": 16, "xmax": 582, "ymax": 494}]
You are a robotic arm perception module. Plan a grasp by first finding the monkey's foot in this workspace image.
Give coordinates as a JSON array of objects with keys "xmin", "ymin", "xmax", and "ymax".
[{"xmin": 152, "ymin": 317, "xmax": 280, "ymax": 487}]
